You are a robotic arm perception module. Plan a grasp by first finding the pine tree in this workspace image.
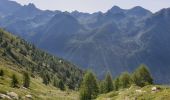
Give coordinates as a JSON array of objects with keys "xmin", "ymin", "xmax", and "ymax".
[
  {"xmin": 0, "ymin": 69, "xmax": 4, "ymax": 76},
  {"xmin": 42, "ymin": 71, "xmax": 51, "ymax": 85},
  {"xmin": 119, "ymin": 72, "xmax": 131, "ymax": 88},
  {"xmin": 80, "ymin": 71, "xmax": 99, "ymax": 100},
  {"xmin": 114, "ymin": 77, "xmax": 120, "ymax": 91},
  {"xmin": 99, "ymin": 81, "xmax": 105, "ymax": 94},
  {"xmin": 104, "ymin": 72, "xmax": 113, "ymax": 93},
  {"xmin": 42, "ymin": 75, "xmax": 49, "ymax": 85},
  {"xmin": 58, "ymin": 80, "xmax": 65, "ymax": 91},
  {"xmin": 53, "ymin": 77, "xmax": 58, "ymax": 88},
  {"xmin": 23, "ymin": 72, "xmax": 30, "ymax": 88},
  {"xmin": 132, "ymin": 64, "xmax": 153, "ymax": 87},
  {"xmin": 11, "ymin": 74, "xmax": 19, "ymax": 88}
]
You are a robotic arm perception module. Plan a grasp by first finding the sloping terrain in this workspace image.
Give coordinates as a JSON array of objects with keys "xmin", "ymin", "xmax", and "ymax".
[
  {"xmin": 0, "ymin": 29, "xmax": 83, "ymax": 89},
  {"xmin": 0, "ymin": 60, "xmax": 79, "ymax": 100},
  {"xmin": 97, "ymin": 85, "xmax": 170, "ymax": 100}
]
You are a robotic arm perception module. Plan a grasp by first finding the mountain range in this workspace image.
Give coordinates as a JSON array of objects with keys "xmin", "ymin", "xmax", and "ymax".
[{"xmin": 0, "ymin": 0, "xmax": 170, "ymax": 84}]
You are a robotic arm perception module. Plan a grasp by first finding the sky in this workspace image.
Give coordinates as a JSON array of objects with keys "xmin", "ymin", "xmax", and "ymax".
[{"xmin": 11, "ymin": 0, "xmax": 170, "ymax": 13}]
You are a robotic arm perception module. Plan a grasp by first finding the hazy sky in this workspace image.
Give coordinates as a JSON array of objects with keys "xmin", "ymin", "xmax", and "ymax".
[{"xmin": 11, "ymin": 0, "xmax": 170, "ymax": 13}]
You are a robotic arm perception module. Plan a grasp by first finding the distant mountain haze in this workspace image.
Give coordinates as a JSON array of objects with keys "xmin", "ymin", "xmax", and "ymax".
[{"xmin": 1, "ymin": 0, "xmax": 170, "ymax": 84}]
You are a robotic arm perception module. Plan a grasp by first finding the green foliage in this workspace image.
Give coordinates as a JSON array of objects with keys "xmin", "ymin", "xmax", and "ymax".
[
  {"xmin": 42, "ymin": 71, "xmax": 51, "ymax": 85},
  {"xmin": 80, "ymin": 71, "xmax": 99, "ymax": 100},
  {"xmin": 58, "ymin": 80, "xmax": 65, "ymax": 91},
  {"xmin": 53, "ymin": 77, "xmax": 58, "ymax": 88},
  {"xmin": 0, "ymin": 29, "xmax": 83, "ymax": 89},
  {"xmin": 11, "ymin": 74, "xmax": 19, "ymax": 88},
  {"xmin": 99, "ymin": 81, "xmax": 105, "ymax": 94},
  {"xmin": 97, "ymin": 85, "xmax": 170, "ymax": 100},
  {"xmin": 114, "ymin": 77, "xmax": 120, "ymax": 91},
  {"xmin": 132, "ymin": 64, "xmax": 153, "ymax": 87},
  {"xmin": 119, "ymin": 72, "xmax": 132, "ymax": 88},
  {"xmin": 0, "ymin": 69, "xmax": 4, "ymax": 76},
  {"xmin": 23, "ymin": 72, "xmax": 30, "ymax": 88},
  {"xmin": 104, "ymin": 72, "xmax": 114, "ymax": 93},
  {"xmin": 0, "ymin": 64, "xmax": 80, "ymax": 100}
]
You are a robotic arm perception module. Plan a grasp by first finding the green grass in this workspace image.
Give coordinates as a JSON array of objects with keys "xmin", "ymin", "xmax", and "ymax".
[
  {"xmin": 97, "ymin": 85, "xmax": 170, "ymax": 100},
  {"xmin": 0, "ymin": 60, "xmax": 79, "ymax": 100}
]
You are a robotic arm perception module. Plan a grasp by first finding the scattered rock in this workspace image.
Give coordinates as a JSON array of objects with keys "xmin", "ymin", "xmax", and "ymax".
[
  {"xmin": 0, "ymin": 93, "xmax": 12, "ymax": 99},
  {"xmin": 105, "ymin": 98, "xmax": 111, "ymax": 100},
  {"xmin": 22, "ymin": 86, "xmax": 27, "ymax": 89},
  {"xmin": 135, "ymin": 89, "xmax": 146, "ymax": 93},
  {"xmin": 59, "ymin": 60, "xmax": 63, "ymax": 63},
  {"xmin": 25, "ymin": 94, "xmax": 33, "ymax": 99},
  {"xmin": 136, "ymin": 89, "xmax": 142, "ymax": 93},
  {"xmin": 7, "ymin": 92, "xmax": 19, "ymax": 100},
  {"xmin": 125, "ymin": 96, "xmax": 130, "ymax": 100},
  {"xmin": 151, "ymin": 86, "xmax": 161, "ymax": 92}
]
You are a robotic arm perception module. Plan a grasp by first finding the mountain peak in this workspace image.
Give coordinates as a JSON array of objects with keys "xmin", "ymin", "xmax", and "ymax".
[
  {"xmin": 24, "ymin": 3, "xmax": 37, "ymax": 9},
  {"xmin": 131, "ymin": 6, "xmax": 145, "ymax": 10},
  {"xmin": 27, "ymin": 3, "xmax": 36, "ymax": 8},
  {"xmin": 111, "ymin": 6, "xmax": 121, "ymax": 10},
  {"xmin": 153, "ymin": 8, "xmax": 170, "ymax": 19},
  {"xmin": 107, "ymin": 6, "xmax": 124, "ymax": 14},
  {"xmin": 127, "ymin": 6, "xmax": 152, "ymax": 16},
  {"xmin": 130, "ymin": 6, "xmax": 151, "ymax": 12}
]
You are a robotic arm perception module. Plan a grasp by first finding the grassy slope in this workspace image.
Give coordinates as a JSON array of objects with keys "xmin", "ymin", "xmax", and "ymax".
[
  {"xmin": 0, "ymin": 29, "xmax": 83, "ymax": 90},
  {"xmin": 97, "ymin": 85, "xmax": 170, "ymax": 100},
  {"xmin": 0, "ymin": 58, "xmax": 79, "ymax": 100}
]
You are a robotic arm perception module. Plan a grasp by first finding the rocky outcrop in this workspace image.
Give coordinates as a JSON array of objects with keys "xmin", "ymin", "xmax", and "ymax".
[
  {"xmin": 7, "ymin": 92, "xmax": 19, "ymax": 100},
  {"xmin": 25, "ymin": 94, "xmax": 33, "ymax": 99},
  {"xmin": 0, "ymin": 93, "xmax": 12, "ymax": 100}
]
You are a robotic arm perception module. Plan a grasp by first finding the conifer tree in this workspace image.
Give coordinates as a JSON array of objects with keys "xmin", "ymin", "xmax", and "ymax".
[
  {"xmin": 104, "ymin": 72, "xmax": 114, "ymax": 93},
  {"xmin": 114, "ymin": 77, "xmax": 120, "ymax": 91},
  {"xmin": 23, "ymin": 72, "xmax": 30, "ymax": 88},
  {"xmin": 53, "ymin": 77, "xmax": 58, "ymax": 88},
  {"xmin": 132, "ymin": 64, "xmax": 153, "ymax": 87},
  {"xmin": 58, "ymin": 80, "xmax": 65, "ymax": 91},
  {"xmin": 11, "ymin": 74, "xmax": 19, "ymax": 88},
  {"xmin": 0, "ymin": 69, "xmax": 4, "ymax": 76},
  {"xmin": 80, "ymin": 71, "xmax": 99, "ymax": 100},
  {"xmin": 42, "ymin": 71, "xmax": 51, "ymax": 85},
  {"xmin": 119, "ymin": 72, "xmax": 131, "ymax": 88},
  {"xmin": 99, "ymin": 80, "xmax": 105, "ymax": 93}
]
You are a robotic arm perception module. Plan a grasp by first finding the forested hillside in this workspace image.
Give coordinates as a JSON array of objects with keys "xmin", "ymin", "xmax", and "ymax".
[{"xmin": 0, "ymin": 29, "xmax": 83, "ymax": 90}]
